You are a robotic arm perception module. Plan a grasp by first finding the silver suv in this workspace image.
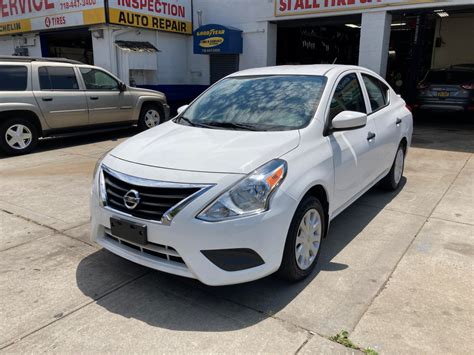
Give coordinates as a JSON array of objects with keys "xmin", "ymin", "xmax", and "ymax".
[{"xmin": 0, "ymin": 56, "xmax": 170, "ymax": 155}]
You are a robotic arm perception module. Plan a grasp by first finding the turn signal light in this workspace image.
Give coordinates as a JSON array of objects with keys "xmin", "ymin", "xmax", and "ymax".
[{"xmin": 461, "ymin": 83, "xmax": 474, "ymax": 90}]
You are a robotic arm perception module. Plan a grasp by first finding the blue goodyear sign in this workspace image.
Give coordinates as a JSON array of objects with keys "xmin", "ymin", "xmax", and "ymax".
[{"xmin": 193, "ymin": 24, "xmax": 243, "ymax": 54}]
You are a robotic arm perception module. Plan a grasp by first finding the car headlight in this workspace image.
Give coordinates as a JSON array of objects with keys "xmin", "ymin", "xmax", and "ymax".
[
  {"xmin": 93, "ymin": 150, "xmax": 111, "ymax": 207},
  {"xmin": 197, "ymin": 159, "xmax": 287, "ymax": 222}
]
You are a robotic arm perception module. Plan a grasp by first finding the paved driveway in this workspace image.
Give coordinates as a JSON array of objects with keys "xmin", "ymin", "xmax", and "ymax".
[{"xmin": 1, "ymin": 118, "xmax": 473, "ymax": 354}]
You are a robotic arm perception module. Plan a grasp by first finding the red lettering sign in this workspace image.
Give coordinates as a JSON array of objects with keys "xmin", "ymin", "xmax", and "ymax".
[
  {"xmin": 277, "ymin": 0, "xmax": 415, "ymax": 15},
  {"xmin": 0, "ymin": 0, "xmax": 56, "ymax": 17}
]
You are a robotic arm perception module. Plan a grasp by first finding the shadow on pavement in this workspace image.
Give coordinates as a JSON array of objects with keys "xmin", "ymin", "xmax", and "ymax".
[
  {"xmin": 0, "ymin": 126, "xmax": 135, "ymax": 159},
  {"xmin": 412, "ymin": 112, "xmax": 474, "ymax": 154},
  {"xmin": 76, "ymin": 181, "xmax": 404, "ymax": 331}
]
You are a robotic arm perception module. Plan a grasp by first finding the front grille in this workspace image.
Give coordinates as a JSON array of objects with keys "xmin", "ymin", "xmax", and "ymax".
[
  {"xmin": 103, "ymin": 170, "xmax": 201, "ymax": 221},
  {"xmin": 105, "ymin": 233, "xmax": 186, "ymax": 265}
]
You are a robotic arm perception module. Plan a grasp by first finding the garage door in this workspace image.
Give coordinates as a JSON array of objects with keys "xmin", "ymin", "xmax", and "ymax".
[{"xmin": 210, "ymin": 54, "xmax": 239, "ymax": 84}]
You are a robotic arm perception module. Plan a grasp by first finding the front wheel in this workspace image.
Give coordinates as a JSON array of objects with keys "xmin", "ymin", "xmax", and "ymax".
[
  {"xmin": 138, "ymin": 104, "xmax": 163, "ymax": 131},
  {"xmin": 278, "ymin": 196, "xmax": 325, "ymax": 282},
  {"xmin": 0, "ymin": 118, "xmax": 38, "ymax": 156},
  {"xmin": 380, "ymin": 144, "xmax": 405, "ymax": 190}
]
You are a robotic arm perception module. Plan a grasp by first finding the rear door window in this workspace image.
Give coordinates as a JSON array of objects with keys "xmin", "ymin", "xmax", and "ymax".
[
  {"xmin": 0, "ymin": 65, "xmax": 28, "ymax": 91},
  {"xmin": 361, "ymin": 74, "xmax": 389, "ymax": 112},
  {"xmin": 329, "ymin": 73, "xmax": 366, "ymax": 121},
  {"xmin": 39, "ymin": 66, "xmax": 79, "ymax": 90}
]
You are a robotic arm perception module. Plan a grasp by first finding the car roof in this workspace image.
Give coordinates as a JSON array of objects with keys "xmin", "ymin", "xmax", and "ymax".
[
  {"xmin": 228, "ymin": 64, "xmax": 364, "ymax": 78},
  {"xmin": 0, "ymin": 56, "xmax": 82, "ymax": 65}
]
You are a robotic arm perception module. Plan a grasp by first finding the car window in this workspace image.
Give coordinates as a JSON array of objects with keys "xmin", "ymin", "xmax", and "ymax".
[
  {"xmin": 80, "ymin": 68, "xmax": 119, "ymax": 90},
  {"xmin": 39, "ymin": 66, "xmax": 79, "ymax": 90},
  {"xmin": 362, "ymin": 74, "xmax": 389, "ymax": 112},
  {"xmin": 0, "ymin": 65, "xmax": 28, "ymax": 91},
  {"xmin": 329, "ymin": 73, "xmax": 366, "ymax": 121}
]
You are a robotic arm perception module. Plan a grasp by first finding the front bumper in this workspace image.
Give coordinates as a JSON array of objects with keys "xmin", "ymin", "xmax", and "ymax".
[{"xmin": 90, "ymin": 159, "xmax": 298, "ymax": 286}]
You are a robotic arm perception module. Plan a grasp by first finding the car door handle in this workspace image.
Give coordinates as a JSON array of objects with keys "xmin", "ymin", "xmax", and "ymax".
[
  {"xmin": 90, "ymin": 96, "xmax": 99, "ymax": 100},
  {"xmin": 367, "ymin": 132, "xmax": 376, "ymax": 141},
  {"xmin": 42, "ymin": 97, "xmax": 53, "ymax": 101},
  {"xmin": 396, "ymin": 118, "xmax": 402, "ymax": 125}
]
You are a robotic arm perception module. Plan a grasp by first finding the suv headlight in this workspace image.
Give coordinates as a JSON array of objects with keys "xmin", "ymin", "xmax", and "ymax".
[{"xmin": 197, "ymin": 159, "xmax": 287, "ymax": 222}]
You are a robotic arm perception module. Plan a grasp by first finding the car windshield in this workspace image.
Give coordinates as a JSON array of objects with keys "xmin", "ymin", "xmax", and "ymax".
[
  {"xmin": 177, "ymin": 75, "xmax": 327, "ymax": 131},
  {"xmin": 425, "ymin": 70, "xmax": 474, "ymax": 85}
]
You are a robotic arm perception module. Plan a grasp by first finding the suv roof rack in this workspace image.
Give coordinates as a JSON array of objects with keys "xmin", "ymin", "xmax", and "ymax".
[{"xmin": 0, "ymin": 56, "xmax": 83, "ymax": 64}]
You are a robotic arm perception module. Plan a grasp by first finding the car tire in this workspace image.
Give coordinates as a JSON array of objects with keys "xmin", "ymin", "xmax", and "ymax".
[
  {"xmin": 0, "ymin": 118, "xmax": 38, "ymax": 156},
  {"xmin": 278, "ymin": 196, "xmax": 325, "ymax": 282},
  {"xmin": 138, "ymin": 103, "xmax": 163, "ymax": 131},
  {"xmin": 380, "ymin": 143, "xmax": 406, "ymax": 190}
]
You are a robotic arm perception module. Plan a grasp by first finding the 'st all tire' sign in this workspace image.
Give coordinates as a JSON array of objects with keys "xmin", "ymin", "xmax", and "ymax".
[{"xmin": 275, "ymin": 0, "xmax": 437, "ymax": 16}]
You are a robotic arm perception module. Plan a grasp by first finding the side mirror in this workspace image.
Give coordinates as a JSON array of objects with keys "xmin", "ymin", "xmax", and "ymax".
[
  {"xmin": 332, "ymin": 111, "xmax": 367, "ymax": 131},
  {"xmin": 177, "ymin": 105, "xmax": 189, "ymax": 115},
  {"xmin": 118, "ymin": 82, "xmax": 127, "ymax": 91}
]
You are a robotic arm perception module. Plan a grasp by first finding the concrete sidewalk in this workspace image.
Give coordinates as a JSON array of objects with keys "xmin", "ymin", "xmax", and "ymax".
[{"xmin": 1, "ymin": 126, "xmax": 473, "ymax": 353}]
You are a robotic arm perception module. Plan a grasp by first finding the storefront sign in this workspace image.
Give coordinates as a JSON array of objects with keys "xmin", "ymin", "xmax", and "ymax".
[
  {"xmin": 108, "ymin": 0, "xmax": 192, "ymax": 35},
  {"xmin": 276, "ymin": 0, "xmax": 437, "ymax": 16},
  {"xmin": 0, "ymin": 0, "xmax": 105, "ymax": 35},
  {"xmin": 193, "ymin": 24, "xmax": 242, "ymax": 54}
]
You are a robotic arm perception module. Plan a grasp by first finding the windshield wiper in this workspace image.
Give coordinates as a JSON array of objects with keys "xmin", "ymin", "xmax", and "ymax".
[
  {"xmin": 177, "ymin": 116, "xmax": 197, "ymax": 127},
  {"xmin": 203, "ymin": 121, "xmax": 261, "ymax": 131},
  {"xmin": 177, "ymin": 116, "xmax": 215, "ymax": 129},
  {"xmin": 177, "ymin": 117, "xmax": 261, "ymax": 131}
]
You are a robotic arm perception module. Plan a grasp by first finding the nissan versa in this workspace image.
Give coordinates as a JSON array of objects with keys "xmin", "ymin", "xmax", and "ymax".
[{"xmin": 90, "ymin": 65, "xmax": 413, "ymax": 286}]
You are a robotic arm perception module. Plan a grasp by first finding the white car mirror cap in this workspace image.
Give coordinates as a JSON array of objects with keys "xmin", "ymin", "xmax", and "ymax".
[
  {"xmin": 332, "ymin": 111, "xmax": 367, "ymax": 130},
  {"xmin": 177, "ymin": 105, "xmax": 189, "ymax": 115}
]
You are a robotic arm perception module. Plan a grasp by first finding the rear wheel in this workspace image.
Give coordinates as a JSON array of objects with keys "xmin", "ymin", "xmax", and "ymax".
[
  {"xmin": 0, "ymin": 118, "xmax": 38, "ymax": 155},
  {"xmin": 138, "ymin": 104, "xmax": 163, "ymax": 131},
  {"xmin": 380, "ymin": 143, "xmax": 405, "ymax": 190},
  {"xmin": 278, "ymin": 196, "xmax": 325, "ymax": 282}
]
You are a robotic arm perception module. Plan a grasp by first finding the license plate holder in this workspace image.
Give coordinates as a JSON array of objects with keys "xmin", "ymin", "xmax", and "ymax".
[
  {"xmin": 110, "ymin": 217, "xmax": 147, "ymax": 245},
  {"xmin": 437, "ymin": 91, "xmax": 449, "ymax": 97}
]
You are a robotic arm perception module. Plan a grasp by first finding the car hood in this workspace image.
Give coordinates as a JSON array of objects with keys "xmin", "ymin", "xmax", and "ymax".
[
  {"xmin": 128, "ymin": 86, "xmax": 165, "ymax": 97},
  {"xmin": 110, "ymin": 121, "xmax": 300, "ymax": 174}
]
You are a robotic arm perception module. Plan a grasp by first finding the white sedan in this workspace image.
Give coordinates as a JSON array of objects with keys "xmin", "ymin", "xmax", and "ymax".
[{"xmin": 90, "ymin": 65, "xmax": 413, "ymax": 286}]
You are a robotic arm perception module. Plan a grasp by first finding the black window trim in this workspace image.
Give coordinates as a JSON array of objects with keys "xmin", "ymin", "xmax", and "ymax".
[
  {"xmin": 323, "ymin": 71, "xmax": 367, "ymax": 136},
  {"xmin": 0, "ymin": 64, "xmax": 29, "ymax": 91},
  {"xmin": 38, "ymin": 65, "xmax": 81, "ymax": 91},
  {"xmin": 79, "ymin": 67, "xmax": 120, "ymax": 91},
  {"xmin": 360, "ymin": 72, "xmax": 391, "ymax": 115}
]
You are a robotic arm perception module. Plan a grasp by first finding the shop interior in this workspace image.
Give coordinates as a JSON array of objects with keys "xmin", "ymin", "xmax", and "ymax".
[
  {"xmin": 276, "ymin": 7, "xmax": 474, "ymax": 106},
  {"xmin": 40, "ymin": 28, "xmax": 94, "ymax": 64},
  {"xmin": 276, "ymin": 15, "xmax": 362, "ymax": 66}
]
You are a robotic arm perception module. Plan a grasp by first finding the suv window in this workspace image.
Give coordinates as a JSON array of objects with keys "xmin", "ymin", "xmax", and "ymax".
[
  {"xmin": 0, "ymin": 65, "xmax": 28, "ymax": 91},
  {"xmin": 329, "ymin": 73, "xmax": 366, "ymax": 121},
  {"xmin": 362, "ymin": 74, "xmax": 389, "ymax": 112},
  {"xmin": 39, "ymin": 67, "xmax": 79, "ymax": 90},
  {"xmin": 80, "ymin": 68, "xmax": 119, "ymax": 90}
]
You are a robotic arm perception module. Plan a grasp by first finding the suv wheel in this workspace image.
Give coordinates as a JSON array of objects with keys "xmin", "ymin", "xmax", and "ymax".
[
  {"xmin": 278, "ymin": 196, "xmax": 325, "ymax": 282},
  {"xmin": 138, "ymin": 104, "xmax": 163, "ymax": 130},
  {"xmin": 0, "ymin": 118, "xmax": 38, "ymax": 155}
]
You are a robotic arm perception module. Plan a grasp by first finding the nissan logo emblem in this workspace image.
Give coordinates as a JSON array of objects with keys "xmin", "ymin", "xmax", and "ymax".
[{"xmin": 123, "ymin": 189, "xmax": 141, "ymax": 210}]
